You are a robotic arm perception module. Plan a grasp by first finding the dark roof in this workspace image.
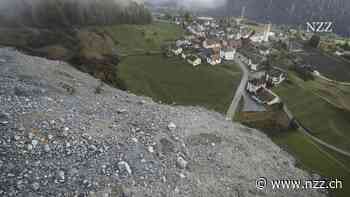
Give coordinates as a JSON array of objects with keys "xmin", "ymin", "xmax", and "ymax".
[
  {"xmin": 198, "ymin": 48, "xmax": 211, "ymax": 59},
  {"xmin": 268, "ymin": 68, "xmax": 285, "ymax": 77},
  {"xmin": 187, "ymin": 55, "xmax": 199, "ymax": 61},
  {"xmin": 258, "ymin": 45, "xmax": 270, "ymax": 51},
  {"xmin": 227, "ymin": 39, "xmax": 242, "ymax": 48},
  {"xmin": 248, "ymin": 76, "xmax": 266, "ymax": 86},
  {"xmin": 238, "ymin": 44, "xmax": 264, "ymax": 64},
  {"xmin": 221, "ymin": 48, "xmax": 235, "ymax": 53},
  {"xmin": 256, "ymin": 88, "xmax": 275, "ymax": 102}
]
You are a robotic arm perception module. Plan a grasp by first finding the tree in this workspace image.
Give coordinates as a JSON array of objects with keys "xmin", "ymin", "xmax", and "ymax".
[
  {"xmin": 3, "ymin": 0, "xmax": 152, "ymax": 28},
  {"xmin": 308, "ymin": 34, "xmax": 321, "ymax": 48},
  {"xmin": 340, "ymin": 42, "xmax": 350, "ymax": 51},
  {"xmin": 184, "ymin": 12, "xmax": 192, "ymax": 22},
  {"xmin": 164, "ymin": 13, "xmax": 172, "ymax": 20}
]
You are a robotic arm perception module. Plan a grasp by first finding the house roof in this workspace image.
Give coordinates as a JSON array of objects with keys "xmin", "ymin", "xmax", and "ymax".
[
  {"xmin": 258, "ymin": 45, "xmax": 270, "ymax": 51},
  {"xmin": 206, "ymin": 39, "xmax": 221, "ymax": 46},
  {"xmin": 256, "ymin": 88, "xmax": 275, "ymax": 102},
  {"xmin": 197, "ymin": 16, "xmax": 214, "ymax": 21},
  {"xmin": 198, "ymin": 48, "xmax": 211, "ymax": 58},
  {"xmin": 227, "ymin": 39, "xmax": 242, "ymax": 48},
  {"xmin": 238, "ymin": 45, "xmax": 264, "ymax": 64},
  {"xmin": 268, "ymin": 68, "xmax": 285, "ymax": 77},
  {"xmin": 221, "ymin": 48, "xmax": 235, "ymax": 53},
  {"xmin": 212, "ymin": 47, "xmax": 220, "ymax": 53},
  {"xmin": 187, "ymin": 55, "xmax": 199, "ymax": 61},
  {"xmin": 248, "ymin": 76, "xmax": 266, "ymax": 86}
]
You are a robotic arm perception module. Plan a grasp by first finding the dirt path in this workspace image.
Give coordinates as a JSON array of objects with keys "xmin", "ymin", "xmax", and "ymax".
[{"xmin": 283, "ymin": 105, "xmax": 350, "ymax": 158}]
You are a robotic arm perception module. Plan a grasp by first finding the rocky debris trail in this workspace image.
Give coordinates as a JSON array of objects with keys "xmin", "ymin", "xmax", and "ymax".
[{"xmin": 0, "ymin": 47, "xmax": 326, "ymax": 197}]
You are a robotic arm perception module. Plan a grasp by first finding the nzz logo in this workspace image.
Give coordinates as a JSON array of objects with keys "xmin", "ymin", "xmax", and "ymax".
[{"xmin": 306, "ymin": 21, "xmax": 334, "ymax": 33}]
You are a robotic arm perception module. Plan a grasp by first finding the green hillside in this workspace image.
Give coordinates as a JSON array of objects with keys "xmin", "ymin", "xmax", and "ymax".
[{"xmin": 118, "ymin": 55, "xmax": 241, "ymax": 113}]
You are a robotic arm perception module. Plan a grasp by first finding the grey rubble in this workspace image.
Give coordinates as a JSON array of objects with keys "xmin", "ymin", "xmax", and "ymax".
[{"xmin": 0, "ymin": 47, "xmax": 325, "ymax": 197}]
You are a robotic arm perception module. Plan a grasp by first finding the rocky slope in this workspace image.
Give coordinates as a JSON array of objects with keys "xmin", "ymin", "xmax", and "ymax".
[{"xmin": 0, "ymin": 47, "xmax": 326, "ymax": 197}]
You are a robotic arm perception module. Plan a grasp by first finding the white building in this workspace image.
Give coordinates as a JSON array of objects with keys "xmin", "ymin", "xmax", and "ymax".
[
  {"xmin": 187, "ymin": 55, "xmax": 202, "ymax": 66},
  {"xmin": 171, "ymin": 47, "xmax": 183, "ymax": 56},
  {"xmin": 266, "ymin": 68, "xmax": 286, "ymax": 85},
  {"xmin": 220, "ymin": 48, "xmax": 236, "ymax": 60},
  {"xmin": 335, "ymin": 51, "xmax": 344, "ymax": 56},
  {"xmin": 197, "ymin": 16, "xmax": 214, "ymax": 21},
  {"xmin": 207, "ymin": 57, "xmax": 221, "ymax": 65},
  {"xmin": 247, "ymin": 57, "xmax": 262, "ymax": 71},
  {"xmin": 263, "ymin": 23, "xmax": 272, "ymax": 42},
  {"xmin": 239, "ymin": 52, "xmax": 264, "ymax": 71},
  {"xmin": 176, "ymin": 40, "xmax": 191, "ymax": 48},
  {"xmin": 246, "ymin": 78, "xmax": 266, "ymax": 94},
  {"xmin": 227, "ymin": 34, "xmax": 235, "ymax": 39},
  {"xmin": 196, "ymin": 24, "xmax": 206, "ymax": 32},
  {"xmin": 259, "ymin": 48, "xmax": 271, "ymax": 56},
  {"xmin": 250, "ymin": 33, "xmax": 265, "ymax": 43},
  {"xmin": 250, "ymin": 23, "xmax": 275, "ymax": 43},
  {"xmin": 206, "ymin": 51, "xmax": 222, "ymax": 65},
  {"xmin": 186, "ymin": 26, "xmax": 205, "ymax": 37},
  {"xmin": 203, "ymin": 39, "xmax": 221, "ymax": 49}
]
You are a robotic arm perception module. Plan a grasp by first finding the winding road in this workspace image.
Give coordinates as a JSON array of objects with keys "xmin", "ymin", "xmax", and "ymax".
[
  {"xmin": 226, "ymin": 53, "xmax": 249, "ymax": 120},
  {"xmin": 226, "ymin": 53, "xmax": 350, "ymax": 158},
  {"xmin": 283, "ymin": 105, "xmax": 350, "ymax": 158}
]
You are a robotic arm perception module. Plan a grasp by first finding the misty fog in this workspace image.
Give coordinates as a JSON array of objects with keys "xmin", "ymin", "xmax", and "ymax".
[
  {"xmin": 146, "ymin": 0, "xmax": 228, "ymax": 9},
  {"xmin": 0, "ymin": 0, "xmax": 152, "ymax": 28}
]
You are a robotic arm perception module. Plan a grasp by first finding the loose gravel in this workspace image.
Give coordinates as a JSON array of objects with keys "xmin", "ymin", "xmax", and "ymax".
[{"xmin": 0, "ymin": 48, "xmax": 326, "ymax": 197}]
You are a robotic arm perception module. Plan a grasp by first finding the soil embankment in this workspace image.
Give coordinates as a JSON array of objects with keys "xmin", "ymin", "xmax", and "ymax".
[{"xmin": 0, "ymin": 27, "xmax": 125, "ymax": 89}]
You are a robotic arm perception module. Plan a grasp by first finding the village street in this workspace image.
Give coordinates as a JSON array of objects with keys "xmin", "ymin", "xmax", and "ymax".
[
  {"xmin": 226, "ymin": 53, "xmax": 266, "ymax": 120},
  {"xmin": 226, "ymin": 53, "xmax": 249, "ymax": 119}
]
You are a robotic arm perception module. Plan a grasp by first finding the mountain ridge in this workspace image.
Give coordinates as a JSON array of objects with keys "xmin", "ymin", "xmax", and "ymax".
[
  {"xmin": 222, "ymin": 0, "xmax": 350, "ymax": 36},
  {"xmin": 148, "ymin": 0, "xmax": 350, "ymax": 36}
]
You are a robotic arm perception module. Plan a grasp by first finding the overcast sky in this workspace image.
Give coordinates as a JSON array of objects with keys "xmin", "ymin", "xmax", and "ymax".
[
  {"xmin": 147, "ymin": 0, "xmax": 227, "ymax": 9},
  {"xmin": 0, "ymin": 0, "xmax": 227, "ymax": 10}
]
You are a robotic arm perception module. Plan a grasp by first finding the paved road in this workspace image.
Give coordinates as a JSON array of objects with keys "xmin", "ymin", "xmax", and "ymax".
[
  {"xmin": 226, "ymin": 54, "xmax": 249, "ymax": 120},
  {"xmin": 242, "ymin": 91, "xmax": 266, "ymax": 112}
]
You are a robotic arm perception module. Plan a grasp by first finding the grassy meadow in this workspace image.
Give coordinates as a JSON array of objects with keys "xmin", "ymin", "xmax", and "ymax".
[
  {"xmin": 271, "ymin": 72, "xmax": 350, "ymax": 197},
  {"xmin": 274, "ymin": 73, "xmax": 350, "ymax": 152},
  {"xmin": 118, "ymin": 55, "xmax": 241, "ymax": 113},
  {"xmin": 238, "ymin": 70, "xmax": 350, "ymax": 197},
  {"xmin": 272, "ymin": 131, "xmax": 350, "ymax": 197},
  {"xmin": 102, "ymin": 22, "xmax": 184, "ymax": 55},
  {"xmin": 99, "ymin": 22, "xmax": 242, "ymax": 113}
]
